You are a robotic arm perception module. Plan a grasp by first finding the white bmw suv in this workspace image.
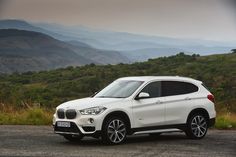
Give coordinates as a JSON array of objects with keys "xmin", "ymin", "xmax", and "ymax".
[{"xmin": 53, "ymin": 76, "xmax": 216, "ymax": 144}]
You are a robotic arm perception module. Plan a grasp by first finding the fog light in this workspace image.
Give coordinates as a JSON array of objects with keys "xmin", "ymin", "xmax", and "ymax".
[{"xmin": 88, "ymin": 118, "xmax": 94, "ymax": 123}]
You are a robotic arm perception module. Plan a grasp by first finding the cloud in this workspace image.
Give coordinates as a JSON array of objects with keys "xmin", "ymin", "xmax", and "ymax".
[
  {"xmin": 0, "ymin": 0, "xmax": 9, "ymax": 18},
  {"xmin": 0, "ymin": 0, "xmax": 235, "ymax": 41}
]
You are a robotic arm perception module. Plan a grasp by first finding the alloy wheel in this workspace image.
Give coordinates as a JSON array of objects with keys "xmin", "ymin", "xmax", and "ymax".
[
  {"xmin": 107, "ymin": 119, "xmax": 126, "ymax": 143},
  {"xmin": 191, "ymin": 115, "xmax": 207, "ymax": 138}
]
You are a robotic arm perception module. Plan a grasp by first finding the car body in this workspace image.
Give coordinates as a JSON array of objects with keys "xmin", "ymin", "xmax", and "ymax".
[{"xmin": 53, "ymin": 76, "xmax": 216, "ymax": 144}]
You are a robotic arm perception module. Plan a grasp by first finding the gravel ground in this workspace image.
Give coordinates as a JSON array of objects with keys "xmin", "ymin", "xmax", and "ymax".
[{"xmin": 0, "ymin": 125, "xmax": 235, "ymax": 157}]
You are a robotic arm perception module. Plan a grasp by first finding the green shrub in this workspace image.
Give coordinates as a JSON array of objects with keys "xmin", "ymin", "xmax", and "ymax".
[{"xmin": 215, "ymin": 114, "xmax": 236, "ymax": 129}]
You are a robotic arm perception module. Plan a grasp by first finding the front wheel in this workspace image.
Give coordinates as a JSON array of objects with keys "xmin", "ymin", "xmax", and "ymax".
[
  {"xmin": 63, "ymin": 134, "xmax": 83, "ymax": 142},
  {"xmin": 102, "ymin": 117, "xmax": 127, "ymax": 144},
  {"xmin": 185, "ymin": 114, "xmax": 208, "ymax": 139}
]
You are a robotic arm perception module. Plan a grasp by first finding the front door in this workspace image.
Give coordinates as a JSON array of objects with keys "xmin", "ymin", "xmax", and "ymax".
[{"xmin": 132, "ymin": 81, "xmax": 165, "ymax": 128}]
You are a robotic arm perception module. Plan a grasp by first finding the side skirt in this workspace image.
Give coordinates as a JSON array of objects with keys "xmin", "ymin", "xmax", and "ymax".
[{"xmin": 130, "ymin": 124, "xmax": 187, "ymax": 134}]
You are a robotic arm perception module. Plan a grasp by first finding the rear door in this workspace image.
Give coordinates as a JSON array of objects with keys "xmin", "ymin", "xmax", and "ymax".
[{"xmin": 161, "ymin": 81, "xmax": 198, "ymax": 125}]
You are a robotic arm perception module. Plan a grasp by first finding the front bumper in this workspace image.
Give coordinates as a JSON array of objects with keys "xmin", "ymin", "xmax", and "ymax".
[
  {"xmin": 54, "ymin": 121, "xmax": 81, "ymax": 135},
  {"xmin": 53, "ymin": 112, "xmax": 105, "ymax": 136},
  {"xmin": 53, "ymin": 121, "xmax": 101, "ymax": 137}
]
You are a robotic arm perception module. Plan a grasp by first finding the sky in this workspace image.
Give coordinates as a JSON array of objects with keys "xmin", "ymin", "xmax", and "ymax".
[{"xmin": 0, "ymin": 0, "xmax": 236, "ymax": 42}]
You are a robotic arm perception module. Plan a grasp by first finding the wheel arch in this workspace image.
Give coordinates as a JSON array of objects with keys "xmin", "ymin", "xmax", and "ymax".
[
  {"xmin": 187, "ymin": 108, "xmax": 210, "ymax": 124},
  {"xmin": 102, "ymin": 110, "xmax": 132, "ymax": 134}
]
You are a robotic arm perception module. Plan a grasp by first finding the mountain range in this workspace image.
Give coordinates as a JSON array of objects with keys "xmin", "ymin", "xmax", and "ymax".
[
  {"xmin": 35, "ymin": 21, "xmax": 235, "ymax": 54},
  {"xmin": 0, "ymin": 29, "xmax": 129, "ymax": 73},
  {"xmin": 0, "ymin": 19, "xmax": 235, "ymax": 73}
]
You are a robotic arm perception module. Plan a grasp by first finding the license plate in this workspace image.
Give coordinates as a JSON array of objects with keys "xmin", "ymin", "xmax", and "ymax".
[{"xmin": 57, "ymin": 121, "xmax": 71, "ymax": 128}]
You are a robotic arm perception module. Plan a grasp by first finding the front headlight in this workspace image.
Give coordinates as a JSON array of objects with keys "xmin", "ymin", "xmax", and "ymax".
[{"xmin": 79, "ymin": 106, "xmax": 107, "ymax": 115}]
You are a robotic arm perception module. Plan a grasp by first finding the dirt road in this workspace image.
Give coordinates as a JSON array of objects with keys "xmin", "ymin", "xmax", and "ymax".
[{"xmin": 0, "ymin": 125, "xmax": 235, "ymax": 157}]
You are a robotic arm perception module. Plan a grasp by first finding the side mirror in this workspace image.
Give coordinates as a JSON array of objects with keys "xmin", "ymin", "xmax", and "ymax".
[{"xmin": 135, "ymin": 92, "xmax": 150, "ymax": 100}]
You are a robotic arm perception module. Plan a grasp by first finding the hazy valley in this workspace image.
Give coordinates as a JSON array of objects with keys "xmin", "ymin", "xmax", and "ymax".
[{"xmin": 0, "ymin": 19, "xmax": 235, "ymax": 73}]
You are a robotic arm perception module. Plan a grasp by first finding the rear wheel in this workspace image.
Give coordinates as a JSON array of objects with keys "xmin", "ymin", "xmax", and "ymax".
[
  {"xmin": 185, "ymin": 114, "xmax": 208, "ymax": 139},
  {"xmin": 63, "ymin": 134, "xmax": 83, "ymax": 142},
  {"xmin": 102, "ymin": 117, "xmax": 127, "ymax": 144}
]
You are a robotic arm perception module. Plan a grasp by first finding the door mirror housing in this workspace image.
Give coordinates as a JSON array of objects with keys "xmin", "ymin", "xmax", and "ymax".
[{"xmin": 135, "ymin": 92, "xmax": 150, "ymax": 100}]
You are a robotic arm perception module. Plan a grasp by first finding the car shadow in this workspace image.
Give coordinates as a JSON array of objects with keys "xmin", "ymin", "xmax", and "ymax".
[
  {"xmin": 126, "ymin": 134, "xmax": 188, "ymax": 144},
  {"xmin": 59, "ymin": 133, "xmax": 189, "ymax": 146}
]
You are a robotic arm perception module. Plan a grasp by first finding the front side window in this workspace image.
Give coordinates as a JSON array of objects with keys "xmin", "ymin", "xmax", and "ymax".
[
  {"xmin": 95, "ymin": 80, "xmax": 143, "ymax": 98},
  {"xmin": 161, "ymin": 81, "xmax": 198, "ymax": 97},
  {"xmin": 140, "ymin": 81, "xmax": 161, "ymax": 98}
]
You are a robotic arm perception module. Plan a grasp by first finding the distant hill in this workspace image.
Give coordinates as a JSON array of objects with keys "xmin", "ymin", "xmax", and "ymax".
[
  {"xmin": 0, "ymin": 19, "xmax": 67, "ymax": 40},
  {"xmin": 67, "ymin": 40, "xmax": 130, "ymax": 65},
  {"xmin": 35, "ymin": 21, "xmax": 235, "ymax": 58},
  {"xmin": 0, "ymin": 29, "xmax": 129, "ymax": 73},
  {"xmin": 0, "ymin": 29, "xmax": 92, "ymax": 73},
  {"xmin": 121, "ymin": 47, "xmax": 185, "ymax": 61},
  {"xmin": 1, "ymin": 19, "xmax": 235, "ymax": 62}
]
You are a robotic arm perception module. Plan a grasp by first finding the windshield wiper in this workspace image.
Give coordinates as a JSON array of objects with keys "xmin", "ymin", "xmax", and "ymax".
[
  {"xmin": 96, "ymin": 96, "xmax": 111, "ymax": 98},
  {"xmin": 96, "ymin": 96, "xmax": 124, "ymax": 98}
]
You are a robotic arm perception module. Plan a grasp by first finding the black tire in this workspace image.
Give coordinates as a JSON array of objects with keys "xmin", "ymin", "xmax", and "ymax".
[
  {"xmin": 63, "ymin": 134, "xmax": 83, "ymax": 142},
  {"xmin": 185, "ymin": 113, "xmax": 208, "ymax": 139},
  {"xmin": 149, "ymin": 133, "xmax": 162, "ymax": 137},
  {"xmin": 101, "ymin": 116, "xmax": 127, "ymax": 145}
]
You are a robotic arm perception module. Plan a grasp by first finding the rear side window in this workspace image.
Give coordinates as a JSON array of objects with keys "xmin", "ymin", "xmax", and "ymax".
[
  {"xmin": 141, "ymin": 81, "xmax": 161, "ymax": 98},
  {"xmin": 161, "ymin": 81, "xmax": 198, "ymax": 97}
]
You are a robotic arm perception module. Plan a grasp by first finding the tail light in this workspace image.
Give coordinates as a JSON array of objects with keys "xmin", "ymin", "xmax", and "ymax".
[{"xmin": 207, "ymin": 94, "xmax": 215, "ymax": 103}]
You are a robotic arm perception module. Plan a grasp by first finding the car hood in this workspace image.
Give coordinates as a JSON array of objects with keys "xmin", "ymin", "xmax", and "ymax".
[{"xmin": 57, "ymin": 97, "xmax": 124, "ymax": 110}]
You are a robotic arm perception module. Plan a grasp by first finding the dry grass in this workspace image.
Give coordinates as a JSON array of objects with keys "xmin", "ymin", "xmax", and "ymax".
[
  {"xmin": 0, "ymin": 104, "xmax": 236, "ymax": 128},
  {"xmin": 215, "ymin": 113, "xmax": 236, "ymax": 129},
  {"xmin": 0, "ymin": 104, "xmax": 53, "ymax": 125}
]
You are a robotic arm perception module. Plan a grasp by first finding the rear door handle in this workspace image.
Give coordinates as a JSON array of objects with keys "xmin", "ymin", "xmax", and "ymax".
[
  {"xmin": 185, "ymin": 97, "xmax": 191, "ymax": 100},
  {"xmin": 156, "ymin": 100, "xmax": 162, "ymax": 104}
]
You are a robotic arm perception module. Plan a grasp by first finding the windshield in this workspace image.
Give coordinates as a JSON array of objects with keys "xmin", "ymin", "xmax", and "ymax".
[{"xmin": 95, "ymin": 80, "xmax": 143, "ymax": 98}]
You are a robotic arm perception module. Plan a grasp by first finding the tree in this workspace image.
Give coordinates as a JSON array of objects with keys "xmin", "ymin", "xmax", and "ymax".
[{"xmin": 231, "ymin": 49, "xmax": 236, "ymax": 53}]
